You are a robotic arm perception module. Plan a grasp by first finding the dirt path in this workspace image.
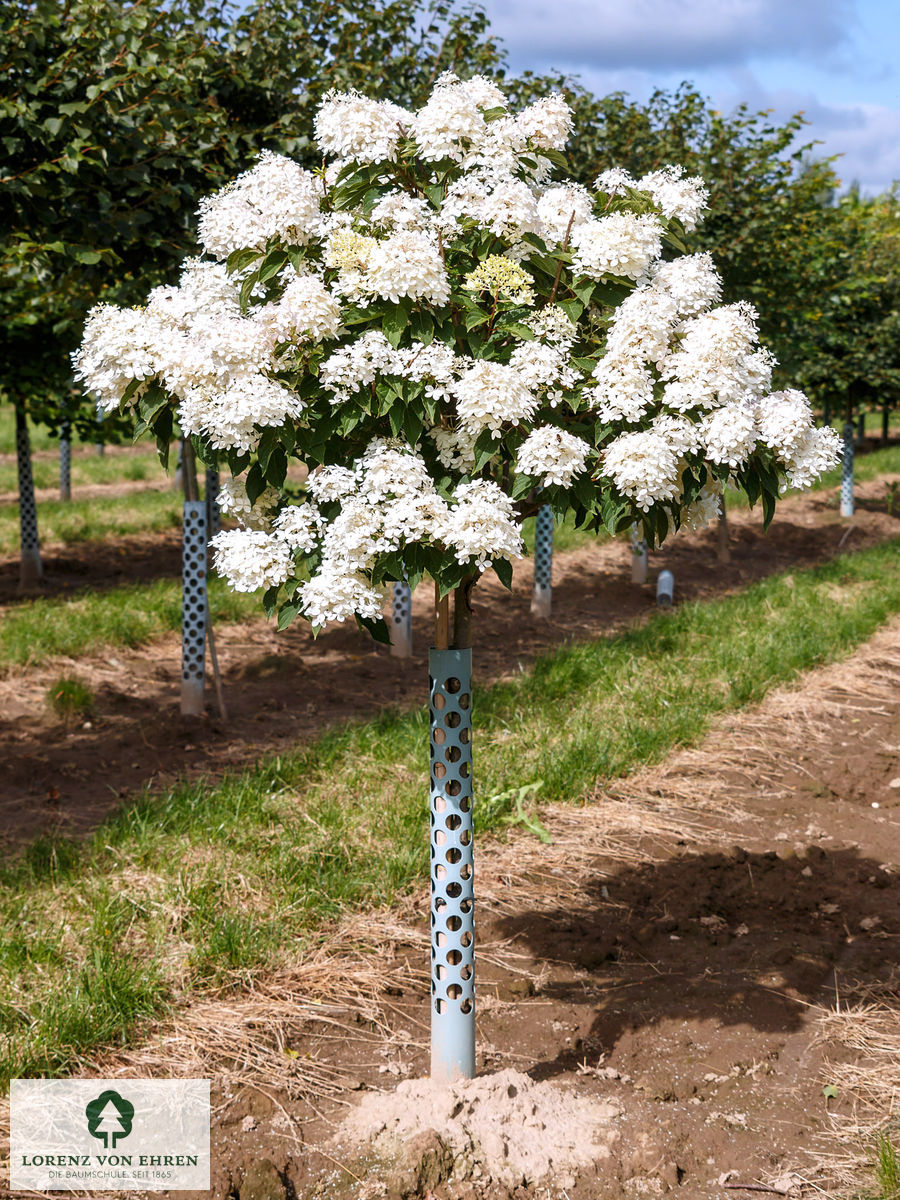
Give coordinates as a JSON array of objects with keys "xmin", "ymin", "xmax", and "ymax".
[
  {"xmin": 2, "ymin": 479, "xmax": 899, "ymax": 849},
  {"xmin": 6, "ymin": 611, "xmax": 896, "ymax": 1200}
]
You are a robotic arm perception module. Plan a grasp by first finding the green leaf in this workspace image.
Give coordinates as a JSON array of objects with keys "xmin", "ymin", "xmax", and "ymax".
[
  {"xmin": 245, "ymin": 463, "xmax": 266, "ymax": 505},
  {"xmin": 226, "ymin": 248, "xmax": 263, "ymax": 275},
  {"xmin": 558, "ymin": 298, "xmax": 583, "ymax": 324},
  {"xmin": 383, "ymin": 304, "xmax": 410, "ymax": 349},
  {"xmin": 492, "ymin": 557, "xmax": 513, "ymax": 589},
  {"xmin": 259, "ymin": 250, "xmax": 288, "ymax": 283},
  {"xmin": 277, "ymin": 602, "xmax": 301, "ymax": 631}
]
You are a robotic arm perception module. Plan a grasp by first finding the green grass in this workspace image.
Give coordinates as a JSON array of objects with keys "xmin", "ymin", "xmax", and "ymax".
[
  {"xmin": 47, "ymin": 676, "xmax": 95, "ymax": 723},
  {"xmin": 0, "ymin": 578, "xmax": 260, "ymax": 667},
  {"xmin": 3, "ymin": 538, "xmax": 900, "ymax": 1080},
  {"xmin": 0, "ymin": 488, "xmax": 184, "ymax": 555},
  {"xmin": 0, "ymin": 446, "xmax": 169, "ymax": 495}
]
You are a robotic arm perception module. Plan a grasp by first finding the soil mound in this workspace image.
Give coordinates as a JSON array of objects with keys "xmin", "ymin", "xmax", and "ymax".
[{"xmin": 335, "ymin": 1067, "xmax": 622, "ymax": 1189}]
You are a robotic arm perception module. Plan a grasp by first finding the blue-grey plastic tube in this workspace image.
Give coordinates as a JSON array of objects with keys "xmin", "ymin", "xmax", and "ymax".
[
  {"xmin": 631, "ymin": 522, "xmax": 648, "ymax": 584},
  {"xmin": 59, "ymin": 419, "xmax": 71, "ymax": 502},
  {"xmin": 181, "ymin": 500, "xmax": 208, "ymax": 716},
  {"xmin": 390, "ymin": 581, "xmax": 413, "ymax": 657},
  {"xmin": 16, "ymin": 406, "xmax": 42, "ymax": 588},
  {"xmin": 841, "ymin": 422, "xmax": 855, "ymax": 518},
  {"xmin": 429, "ymin": 647, "xmax": 475, "ymax": 1082},
  {"xmin": 656, "ymin": 569, "xmax": 675, "ymax": 607},
  {"xmin": 531, "ymin": 504, "xmax": 553, "ymax": 617}
]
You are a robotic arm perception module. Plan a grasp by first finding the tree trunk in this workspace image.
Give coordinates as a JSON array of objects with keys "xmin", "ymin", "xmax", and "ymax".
[
  {"xmin": 16, "ymin": 405, "xmax": 42, "ymax": 590},
  {"xmin": 452, "ymin": 574, "xmax": 475, "ymax": 649},
  {"xmin": 716, "ymin": 497, "xmax": 731, "ymax": 565}
]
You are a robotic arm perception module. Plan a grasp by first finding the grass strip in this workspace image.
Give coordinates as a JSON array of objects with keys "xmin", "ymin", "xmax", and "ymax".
[
  {"xmin": 0, "ymin": 489, "xmax": 184, "ymax": 556},
  {"xmin": 3, "ymin": 539, "xmax": 900, "ymax": 1079},
  {"xmin": 0, "ymin": 578, "xmax": 260, "ymax": 667}
]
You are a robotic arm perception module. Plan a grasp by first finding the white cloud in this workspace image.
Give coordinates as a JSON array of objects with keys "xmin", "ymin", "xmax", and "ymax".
[{"xmin": 484, "ymin": 0, "xmax": 856, "ymax": 70}]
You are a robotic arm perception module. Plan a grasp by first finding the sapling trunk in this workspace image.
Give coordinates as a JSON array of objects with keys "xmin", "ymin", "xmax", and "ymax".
[
  {"xmin": 883, "ymin": 404, "xmax": 890, "ymax": 446},
  {"xmin": 717, "ymin": 498, "xmax": 731, "ymax": 565},
  {"xmin": 452, "ymin": 575, "xmax": 475, "ymax": 649}
]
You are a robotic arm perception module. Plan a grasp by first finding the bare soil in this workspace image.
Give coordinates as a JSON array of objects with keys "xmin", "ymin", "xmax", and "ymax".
[{"xmin": 2, "ymin": 480, "xmax": 899, "ymax": 851}]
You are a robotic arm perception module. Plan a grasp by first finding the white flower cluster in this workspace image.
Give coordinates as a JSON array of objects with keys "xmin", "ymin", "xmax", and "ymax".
[
  {"xmin": 516, "ymin": 426, "xmax": 591, "ymax": 486},
  {"xmin": 75, "ymin": 257, "xmax": 303, "ymax": 452},
  {"xmin": 197, "ymin": 151, "xmax": 322, "ymax": 257},
  {"xmin": 595, "ymin": 164, "xmax": 710, "ymax": 232},
  {"xmin": 211, "ymin": 438, "xmax": 522, "ymax": 622}
]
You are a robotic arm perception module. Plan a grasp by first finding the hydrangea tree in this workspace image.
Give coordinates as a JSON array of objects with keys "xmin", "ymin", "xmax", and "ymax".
[{"xmin": 76, "ymin": 74, "xmax": 841, "ymax": 1081}]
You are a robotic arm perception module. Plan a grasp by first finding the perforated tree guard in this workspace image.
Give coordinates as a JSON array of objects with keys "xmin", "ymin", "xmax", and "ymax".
[
  {"xmin": 531, "ymin": 504, "xmax": 553, "ymax": 617},
  {"xmin": 205, "ymin": 467, "xmax": 221, "ymax": 540},
  {"xmin": 15, "ymin": 407, "xmax": 42, "ymax": 588},
  {"xmin": 841, "ymin": 423, "xmax": 855, "ymax": 518},
  {"xmin": 181, "ymin": 500, "xmax": 208, "ymax": 715},
  {"xmin": 631, "ymin": 522, "xmax": 648, "ymax": 584},
  {"xmin": 429, "ymin": 647, "xmax": 475, "ymax": 1081},
  {"xmin": 390, "ymin": 581, "xmax": 413, "ymax": 658},
  {"xmin": 59, "ymin": 420, "xmax": 71, "ymax": 502}
]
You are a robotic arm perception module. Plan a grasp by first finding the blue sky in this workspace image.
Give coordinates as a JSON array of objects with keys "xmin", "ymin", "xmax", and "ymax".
[{"xmin": 478, "ymin": 0, "xmax": 900, "ymax": 194}]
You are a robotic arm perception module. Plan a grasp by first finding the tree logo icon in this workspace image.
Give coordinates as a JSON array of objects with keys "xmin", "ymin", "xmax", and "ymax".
[{"xmin": 85, "ymin": 1090, "xmax": 134, "ymax": 1149}]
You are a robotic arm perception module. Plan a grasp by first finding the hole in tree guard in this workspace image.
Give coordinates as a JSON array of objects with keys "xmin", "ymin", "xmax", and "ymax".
[
  {"xmin": 434, "ymin": 763, "xmax": 447, "ymax": 779},
  {"xmin": 460, "ymin": 797, "xmax": 471, "ymax": 812},
  {"xmin": 436, "ymin": 931, "xmax": 447, "ymax": 947},
  {"xmin": 435, "ymin": 897, "xmax": 447, "ymax": 912},
  {"xmin": 435, "ymin": 864, "xmax": 446, "ymax": 880},
  {"xmin": 460, "ymin": 899, "xmax": 473, "ymax": 913},
  {"xmin": 447, "ymin": 847, "xmax": 461, "ymax": 864},
  {"xmin": 447, "ymin": 984, "xmax": 462, "ymax": 1000},
  {"xmin": 433, "ymin": 693, "xmax": 445, "ymax": 710},
  {"xmin": 446, "ymin": 712, "xmax": 461, "ymax": 729},
  {"xmin": 461, "ymin": 964, "xmax": 473, "ymax": 980},
  {"xmin": 446, "ymin": 814, "xmax": 461, "ymax": 830},
  {"xmin": 435, "ymin": 797, "xmax": 447, "ymax": 813},
  {"xmin": 461, "ymin": 999, "xmax": 473, "ymax": 1014},
  {"xmin": 447, "ymin": 949, "xmax": 462, "ymax": 966},
  {"xmin": 460, "ymin": 863, "xmax": 472, "ymax": 880},
  {"xmin": 434, "ymin": 829, "xmax": 446, "ymax": 846},
  {"xmin": 435, "ymin": 999, "xmax": 445, "ymax": 1014},
  {"xmin": 460, "ymin": 763, "xmax": 470, "ymax": 778},
  {"xmin": 447, "ymin": 915, "xmax": 462, "ymax": 932},
  {"xmin": 446, "ymin": 677, "xmax": 461, "ymax": 694},
  {"xmin": 433, "ymin": 728, "xmax": 446, "ymax": 745},
  {"xmin": 446, "ymin": 745, "xmax": 461, "ymax": 763},
  {"xmin": 460, "ymin": 829, "xmax": 471, "ymax": 845},
  {"xmin": 460, "ymin": 729, "xmax": 470, "ymax": 744},
  {"xmin": 446, "ymin": 882, "xmax": 462, "ymax": 899},
  {"xmin": 436, "ymin": 964, "xmax": 445, "ymax": 980},
  {"xmin": 461, "ymin": 931, "xmax": 473, "ymax": 947},
  {"xmin": 447, "ymin": 781, "xmax": 462, "ymax": 796},
  {"xmin": 459, "ymin": 693, "xmax": 470, "ymax": 709}
]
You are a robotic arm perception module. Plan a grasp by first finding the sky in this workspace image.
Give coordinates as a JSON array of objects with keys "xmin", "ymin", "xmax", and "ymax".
[{"xmin": 478, "ymin": 0, "xmax": 900, "ymax": 194}]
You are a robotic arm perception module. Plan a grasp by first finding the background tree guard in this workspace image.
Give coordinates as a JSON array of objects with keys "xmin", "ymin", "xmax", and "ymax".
[
  {"xmin": 390, "ymin": 580, "xmax": 413, "ymax": 658},
  {"xmin": 841, "ymin": 422, "xmax": 855, "ymax": 518},
  {"xmin": 531, "ymin": 504, "xmax": 553, "ymax": 618},
  {"xmin": 429, "ymin": 647, "xmax": 475, "ymax": 1081},
  {"xmin": 181, "ymin": 500, "xmax": 208, "ymax": 716}
]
